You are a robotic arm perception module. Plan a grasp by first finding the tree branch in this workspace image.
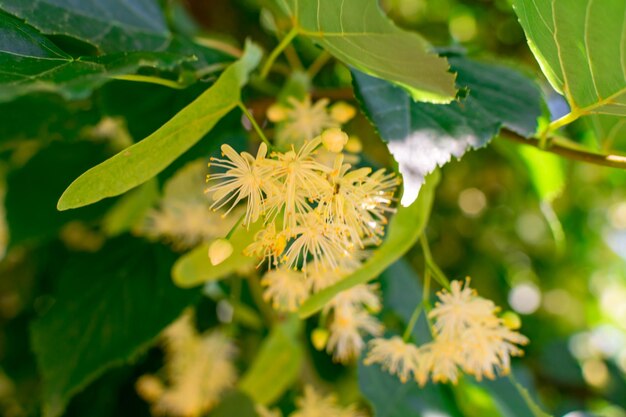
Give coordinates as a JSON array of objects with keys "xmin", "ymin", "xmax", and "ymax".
[{"xmin": 499, "ymin": 129, "xmax": 626, "ymax": 170}]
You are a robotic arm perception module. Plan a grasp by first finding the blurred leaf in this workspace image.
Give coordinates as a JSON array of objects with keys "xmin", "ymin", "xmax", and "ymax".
[
  {"xmin": 102, "ymin": 178, "xmax": 159, "ymax": 236},
  {"xmin": 588, "ymin": 114, "xmax": 626, "ymax": 151},
  {"xmin": 209, "ymin": 391, "xmax": 257, "ymax": 417},
  {"xmin": 0, "ymin": 94, "xmax": 100, "ymax": 143},
  {"xmin": 512, "ymin": 0, "xmax": 626, "ymax": 116},
  {"xmin": 30, "ymin": 237, "xmax": 200, "ymax": 417},
  {"xmin": 479, "ymin": 372, "xmax": 552, "ymax": 417},
  {"xmin": 517, "ymin": 146, "xmax": 565, "ymax": 202},
  {"xmin": 57, "ymin": 41, "xmax": 262, "ymax": 210},
  {"xmin": 353, "ymin": 55, "xmax": 542, "ymax": 205},
  {"xmin": 279, "ymin": 0, "xmax": 456, "ymax": 103},
  {"xmin": 299, "ymin": 170, "xmax": 439, "ymax": 318},
  {"xmin": 5, "ymin": 141, "xmax": 111, "ymax": 246},
  {"xmin": 0, "ymin": 0, "xmax": 169, "ymax": 53},
  {"xmin": 359, "ymin": 360, "xmax": 463, "ymax": 417},
  {"xmin": 239, "ymin": 317, "xmax": 303, "ymax": 405},
  {"xmin": 0, "ymin": 13, "xmax": 197, "ymax": 102},
  {"xmin": 172, "ymin": 220, "xmax": 263, "ymax": 288}
]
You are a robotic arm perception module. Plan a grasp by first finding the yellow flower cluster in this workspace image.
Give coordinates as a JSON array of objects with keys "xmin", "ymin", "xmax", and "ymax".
[
  {"xmin": 140, "ymin": 160, "xmax": 240, "ymax": 249},
  {"xmin": 205, "ymin": 134, "xmax": 399, "ymax": 276},
  {"xmin": 267, "ymin": 96, "xmax": 356, "ymax": 148},
  {"xmin": 365, "ymin": 280, "xmax": 528, "ymax": 385},
  {"xmin": 257, "ymin": 385, "xmax": 364, "ymax": 417},
  {"xmin": 136, "ymin": 311, "xmax": 237, "ymax": 417},
  {"xmin": 206, "ymin": 127, "xmax": 398, "ymax": 363}
]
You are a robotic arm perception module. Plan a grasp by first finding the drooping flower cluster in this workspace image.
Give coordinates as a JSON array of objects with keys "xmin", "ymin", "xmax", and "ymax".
[
  {"xmin": 205, "ymin": 129, "xmax": 398, "ymax": 362},
  {"xmin": 139, "ymin": 160, "xmax": 240, "ymax": 249},
  {"xmin": 365, "ymin": 279, "xmax": 528, "ymax": 385},
  {"xmin": 136, "ymin": 310, "xmax": 237, "ymax": 417},
  {"xmin": 256, "ymin": 385, "xmax": 364, "ymax": 417},
  {"xmin": 267, "ymin": 95, "xmax": 356, "ymax": 148}
]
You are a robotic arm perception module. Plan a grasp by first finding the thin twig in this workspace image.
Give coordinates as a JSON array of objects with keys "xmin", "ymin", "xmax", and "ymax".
[
  {"xmin": 238, "ymin": 102, "xmax": 273, "ymax": 148},
  {"xmin": 260, "ymin": 27, "xmax": 299, "ymax": 79},
  {"xmin": 500, "ymin": 129, "xmax": 626, "ymax": 170}
]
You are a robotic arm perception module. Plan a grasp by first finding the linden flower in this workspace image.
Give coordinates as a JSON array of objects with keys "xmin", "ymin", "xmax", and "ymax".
[
  {"xmin": 325, "ymin": 283, "xmax": 381, "ymax": 314},
  {"xmin": 273, "ymin": 96, "xmax": 339, "ymax": 147},
  {"xmin": 140, "ymin": 160, "xmax": 238, "ymax": 249},
  {"xmin": 137, "ymin": 311, "xmax": 237, "ymax": 417},
  {"xmin": 282, "ymin": 210, "xmax": 349, "ymax": 273},
  {"xmin": 364, "ymin": 337, "xmax": 421, "ymax": 383},
  {"xmin": 206, "ymin": 143, "xmax": 272, "ymax": 226},
  {"xmin": 291, "ymin": 386, "xmax": 363, "ymax": 417},
  {"xmin": 261, "ymin": 267, "xmax": 310, "ymax": 312},
  {"xmin": 429, "ymin": 279, "xmax": 499, "ymax": 338},
  {"xmin": 327, "ymin": 305, "xmax": 383, "ymax": 363},
  {"xmin": 268, "ymin": 138, "xmax": 331, "ymax": 229},
  {"xmin": 244, "ymin": 223, "xmax": 288, "ymax": 267},
  {"xmin": 411, "ymin": 279, "xmax": 528, "ymax": 385}
]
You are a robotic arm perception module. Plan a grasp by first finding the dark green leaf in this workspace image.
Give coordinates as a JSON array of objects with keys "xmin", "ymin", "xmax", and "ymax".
[
  {"xmin": 239, "ymin": 317, "xmax": 303, "ymax": 405},
  {"xmin": 5, "ymin": 141, "xmax": 111, "ymax": 247},
  {"xmin": 0, "ymin": 0, "xmax": 169, "ymax": 53},
  {"xmin": 209, "ymin": 391, "xmax": 257, "ymax": 417},
  {"xmin": 359, "ymin": 360, "xmax": 462, "ymax": 417},
  {"xmin": 512, "ymin": 0, "xmax": 626, "ymax": 116},
  {"xmin": 353, "ymin": 55, "xmax": 542, "ymax": 205},
  {"xmin": 298, "ymin": 170, "xmax": 439, "ymax": 318},
  {"xmin": 0, "ymin": 13, "xmax": 194, "ymax": 102},
  {"xmin": 279, "ymin": 0, "xmax": 456, "ymax": 103},
  {"xmin": 57, "ymin": 42, "xmax": 262, "ymax": 210},
  {"xmin": 30, "ymin": 237, "xmax": 200, "ymax": 417}
]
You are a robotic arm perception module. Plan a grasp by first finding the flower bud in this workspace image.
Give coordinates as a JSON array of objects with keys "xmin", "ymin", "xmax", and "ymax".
[
  {"xmin": 208, "ymin": 238, "xmax": 234, "ymax": 265},
  {"xmin": 345, "ymin": 135, "xmax": 363, "ymax": 153},
  {"xmin": 321, "ymin": 128, "xmax": 349, "ymax": 153},
  {"xmin": 330, "ymin": 101, "xmax": 356, "ymax": 123},
  {"xmin": 135, "ymin": 375, "xmax": 164, "ymax": 402},
  {"xmin": 266, "ymin": 103, "xmax": 288, "ymax": 122},
  {"xmin": 501, "ymin": 311, "xmax": 522, "ymax": 330},
  {"xmin": 311, "ymin": 328, "xmax": 329, "ymax": 351}
]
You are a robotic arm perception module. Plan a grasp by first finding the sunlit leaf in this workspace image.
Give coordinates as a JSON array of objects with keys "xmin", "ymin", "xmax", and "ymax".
[
  {"xmin": 30, "ymin": 238, "xmax": 200, "ymax": 417},
  {"xmin": 56, "ymin": 42, "xmax": 262, "ymax": 211},
  {"xmin": 172, "ymin": 220, "xmax": 263, "ymax": 288},
  {"xmin": 239, "ymin": 317, "xmax": 303, "ymax": 405},
  {"xmin": 277, "ymin": 0, "xmax": 456, "ymax": 103},
  {"xmin": 353, "ymin": 54, "xmax": 542, "ymax": 205},
  {"xmin": 512, "ymin": 0, "xmax": 626, "ymax": 116},
  {"xmin": 298, "ymin": 171, "xmax": 439, "ymax": 319}
]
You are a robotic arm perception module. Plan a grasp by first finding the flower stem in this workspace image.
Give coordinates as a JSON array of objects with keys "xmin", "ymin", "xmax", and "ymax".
[
  {"xmin": 307, "ymin": 50, "xmax": 332, "ymax": 78},
  {"xmin": 420, "ymin": 234, "xmax": 451, "ymax": 290},
  {"xmin": 402, "ymin": 303, "xmax": 422, "ymax": 342},
  {"xmin": 238, "ymin": 102, "xmax": 272, "ymax": 148},
  {"xmin": 111, "ymin": 74, "xmax": 186, "ymax": 89},
  {"xmin": 260, "ymin": 27, "xmax": 299, "ymax": 80}
]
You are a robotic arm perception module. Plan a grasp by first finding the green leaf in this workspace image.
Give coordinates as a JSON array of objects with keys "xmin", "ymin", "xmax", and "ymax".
[
  {"xmin": 516, "ymin": 146, "xmax": 565, "ymax": 202},
  {"xmin": 5, "ymin": 141, "xmax": 111, "ymax": 247},
  {"xmin": 298, "ymin": 170, "xmax": 439, "ymax": 319},
  {"xmin": 278, "ymin": 0, "xmax": 456, "ymax": 103},
  {"xmin": 239, "ymin": 317, "xmax": 303, "ymax": 405},
  {"xmin": 56, "ymin": 41, "xmax": 262, "ymax": 211},
  {"xmin": 209, "ymin": 391, "xmax": 258, "ymax": 417},
  {"xmin": 0, "ymin": 13, "xmax": 198, "ymax": 102},
  {"xmin": 172, "ymin": 220, "xmax": 263, "ymax": 288},
  {"xmin": 30, "ymin": 237, "xmax": 200, "ymax": 417},
  {"xmin": 512, "ymin": 0, "xmax": 626, "ymax": 116},
  {"xmin": 353, "ymin": 54, "xmax": 542, "ymax": 205},
  {"xmin": 101, "ymin": 178, "xmax": 159, "ymax": 236},
  {"xmin": 359, "ymin": 360, "xmax": 463, "ymax": 417},
  {"xmin": 0, "ymin": 0, "xmax": 169, "ymax": 53},
  {"xmin": 479, "ymin": 372, "xmax": 552, "ymax": 417}
]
